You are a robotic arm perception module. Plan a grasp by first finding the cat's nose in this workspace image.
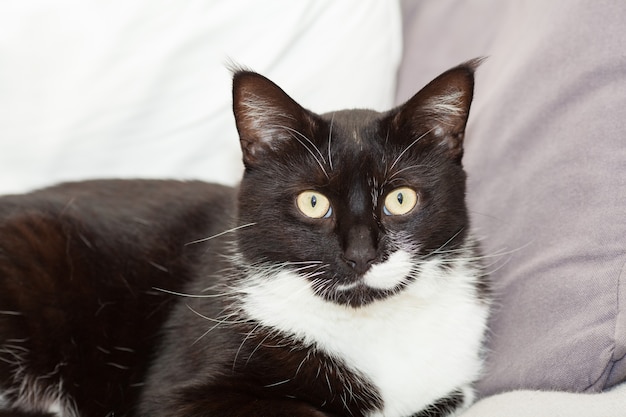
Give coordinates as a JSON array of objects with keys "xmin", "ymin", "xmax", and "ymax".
[
  {"xmin": 343, "ymin": 254, "xmax": 376, "ymax": 275},
  {"xmin": 343, "ymin": 225, "xmax": 377, "ymax": 275}
]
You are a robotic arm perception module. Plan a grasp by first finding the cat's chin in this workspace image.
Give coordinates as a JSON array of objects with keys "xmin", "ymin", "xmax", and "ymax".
[
  {"xmin": 326, "ymin": 281, "xmax": 404, "ymax": 308},
  {"xmin": 319, "ymin": 250, "xmax": 415, "ymax": 308}
]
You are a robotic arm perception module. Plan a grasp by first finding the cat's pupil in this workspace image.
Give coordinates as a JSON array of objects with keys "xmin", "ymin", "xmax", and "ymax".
[
  {"xmin": 311, "ymin": 195, "xmax": 317, "ymax": 207},
  {"xmin": 397, "ymin": 193, "xmax": 404, "ymax": 205}
]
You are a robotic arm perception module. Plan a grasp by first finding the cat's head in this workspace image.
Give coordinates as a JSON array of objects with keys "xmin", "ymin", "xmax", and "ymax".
[{"xmin": 231, "ymin": 61, "xmax": 480, "ymax": 308}]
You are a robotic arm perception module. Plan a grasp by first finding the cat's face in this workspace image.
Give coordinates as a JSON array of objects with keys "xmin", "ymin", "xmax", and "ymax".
[{"xmin": 232, "ymin": 62, "xmax": 478, "ymax": 308}]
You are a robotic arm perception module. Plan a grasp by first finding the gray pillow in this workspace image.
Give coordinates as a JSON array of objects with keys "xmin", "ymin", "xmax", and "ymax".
[{"xmin": 396, "ymin": 0, "xmax": 626, "ymax": 396}]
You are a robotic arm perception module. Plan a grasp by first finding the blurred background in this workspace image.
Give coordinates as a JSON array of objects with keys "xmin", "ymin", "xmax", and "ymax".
[{"xmin": 0, "ymin": 0, "xmax": 402, "ymax": 194}]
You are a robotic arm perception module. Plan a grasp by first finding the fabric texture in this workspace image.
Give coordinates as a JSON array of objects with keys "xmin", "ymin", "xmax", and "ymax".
[
  {"xmin": 461, "ymin": 383, "xmax": 626, "ymax": 417},
  {"xmin": 397, "ymin": 0, "xmax": 626, "ymax": 396},
  {"xmin": 0, "ymin": 0, "xmax": 401, "ymax": 194}
]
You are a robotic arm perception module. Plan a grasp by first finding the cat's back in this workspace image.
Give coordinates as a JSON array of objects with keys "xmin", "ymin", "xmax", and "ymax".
[
  {"xmin": 0, "ymin": 179, "xmax": 234, "ymax": 226},
  {"xmin": 0, "ymin": 179, "xmax": 235, "ymax": 254},
  {"xmin": 0, "ymin": 179, "xmax": 235, "ymax": 288},
  {"xmin": 0, "ymin": 179, "xmax": 235, "ymax": 417}
]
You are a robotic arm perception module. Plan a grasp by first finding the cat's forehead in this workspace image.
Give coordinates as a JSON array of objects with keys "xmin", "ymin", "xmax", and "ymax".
[
  {"xmin": 320, "ymin": 109, "xmax": 384, "ymax": 148},
  {"xmin": 312, "ymin": 109, "xmax": 393, "ymax": 186},
  {"xmin": 321, "ymin": 109, "xmax": 381, "ymax": 132}
]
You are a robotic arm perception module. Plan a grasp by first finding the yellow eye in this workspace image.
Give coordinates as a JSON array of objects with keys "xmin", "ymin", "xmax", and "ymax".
[
  {"xmin": 296, "ymin": 191, "xmax": 332, "ymax": 219},
  {"xmin": 383, "ymin": 187, "xmax": 418, "ymax": 216}
]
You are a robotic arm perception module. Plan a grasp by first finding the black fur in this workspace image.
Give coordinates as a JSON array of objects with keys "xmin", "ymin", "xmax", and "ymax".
[
  {"xmin": 0, "ymin": 180, "xmax": 233, "ymax": 416},
  {"xmin": 1, "ymin": 61, "xmax": 485, "ymax": 417}
]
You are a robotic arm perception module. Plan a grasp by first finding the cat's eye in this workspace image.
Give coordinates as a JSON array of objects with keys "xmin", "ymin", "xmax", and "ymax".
[
  {"xmin": 296, "ymin": 191, "xmax": 332, "ymax": 219},
  {"xmin": 383, "ymin": 187, "xmax": 418, "ymax": 216}
]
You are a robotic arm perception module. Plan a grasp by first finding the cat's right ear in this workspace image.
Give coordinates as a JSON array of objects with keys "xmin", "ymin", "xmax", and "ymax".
[
  {"xmin": 389, "ymin": 58, "xmax": 484, "ymax": 164},
  {"xmin": 232, "ymin": 71, "xmax": 312, "ymax": 168}
]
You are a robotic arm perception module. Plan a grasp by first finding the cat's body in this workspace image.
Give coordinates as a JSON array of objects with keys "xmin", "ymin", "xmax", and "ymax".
[{"xmin": 0, "ymin": 61, "xmax": 489, "ymax": 417}]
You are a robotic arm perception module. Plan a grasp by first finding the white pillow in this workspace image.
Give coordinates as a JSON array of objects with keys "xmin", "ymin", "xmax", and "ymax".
[{"xmin": 0, "ymin": 0, "xmax": 402, "ymax": 194}]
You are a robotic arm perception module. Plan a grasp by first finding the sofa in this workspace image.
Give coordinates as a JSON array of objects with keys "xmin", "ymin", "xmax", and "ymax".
[{"xmin": 1, "ymin": 0, "xmax": 625, "ymax": 415}]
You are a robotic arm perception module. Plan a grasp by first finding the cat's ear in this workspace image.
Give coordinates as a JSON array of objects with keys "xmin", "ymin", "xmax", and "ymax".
[
  {"xmin": 232, "ymin": 71, "xmax": 312, "ymax": 168},
  {"xmin": 391, "ymin": 58, "xmax": 483, "ymax": 162}
]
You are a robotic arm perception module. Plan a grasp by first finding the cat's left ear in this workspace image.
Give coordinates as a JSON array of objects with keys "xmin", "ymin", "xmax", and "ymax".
[
  {"xmin": 232, "ymin": 71, "xmax": 313, "ymax": 168},
  {"xmin": 390, "ymin": 58, "xmax": 483, "ymax": 162}
]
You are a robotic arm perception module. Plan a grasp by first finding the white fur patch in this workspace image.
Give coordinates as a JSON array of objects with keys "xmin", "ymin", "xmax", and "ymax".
[
  {"xmin": 239, "ymin": 251, "xmax": 488, "ymax": 417},
  {"xmin": 362, "ymin": 250, "xmax": 413, "ymax": 290}
]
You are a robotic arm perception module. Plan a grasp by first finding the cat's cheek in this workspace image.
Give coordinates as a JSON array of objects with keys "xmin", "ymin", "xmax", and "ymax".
[
  {"xmin": 361, "ymin": 250, "xmax": 413, "ymax": 290},
  {"xmin": 281, "ymin": 215, "xmax": 340, "ymax": 263}
]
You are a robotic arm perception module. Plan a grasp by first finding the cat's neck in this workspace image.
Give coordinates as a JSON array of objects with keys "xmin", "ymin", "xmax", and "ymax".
[{"xmin": 234, "ymin": 241, "xmax": 488, "ymax": 417}]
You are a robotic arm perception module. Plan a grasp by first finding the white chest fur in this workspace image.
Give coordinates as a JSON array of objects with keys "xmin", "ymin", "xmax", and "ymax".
[{"xmin": 239, "ymin": 251, "xmax": 489, "ymax": 417}]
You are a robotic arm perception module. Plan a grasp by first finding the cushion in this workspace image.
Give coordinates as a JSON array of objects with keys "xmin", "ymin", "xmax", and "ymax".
[
  {"xmin": 397, "ymin": 0, "xmax": 626, "ymax": 396},
  {"xmin": 0, "ymin": 0, "xmax": 401, "ymax": 194}
]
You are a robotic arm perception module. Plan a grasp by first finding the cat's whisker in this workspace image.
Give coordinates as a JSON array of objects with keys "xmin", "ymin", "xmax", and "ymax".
[
  {"xmin": 264, "ymin": 379, "xmax": 291, "ymax": 388},
  {"xmin": 310, "ymin": 276, "xmax": 336, "ymax": 300},
  {"xmin": 193, "ymin": 319, "xmax": 231, "ymax": 345},
  {"xmin": 186, "ymin": 304, "xmax": 247, "ymax": 326},
  {"xmin": 283, "ymin": 261, "xmax": 326, "ymax": 273},
  {"xmin": 388, "ymin": 164, "xmax": 430, "ymax": 180},
  {"xmin": 433, "ymin": 241, "xmax": 532, "ymax": 265},
  {"xmin": 245, "ymin": 330, "xmax": 277, "ymax": 367},
  {"xmin": 389, "ymin": 127, "xmax": 436, "ymax": 171},
  {"xmin": 190, "ymin": 305, "xmax": 250, "ymax": 345},
  {"xmin": 328, "ymin": 112, "xmax": 335, "ymax": 171},
  {"xmin": 303, "ymin": 269, "xmax": 327, "ymax": 279},
  {"xmin": 275, "ymin": 124, "xmax": 329, "ymax": 179},
  {"xmin": 421, "ymin": 228, "xmax": 465, "ymax": 259},
  {"xmin": 0, "ymin": 310, "xmax": 22, "ymax": 316},
  {"xmin": 153, "ymin": 287, "xmax": 238, "ymax": 299},
  {"xmin": 283, "ymin": 260, "xmax": 324, "ymax": 266},
  {"xmin": 460, "ymin": 243, "xmax": 534, "ymax": 276},
  {"xmin": 293, "ymin": 350, "xmax": 312, "ymax": 378},
  {"xmin": 482, "ymin": 253, "xmax": 522, "ymax": 278},
  {"xmin": 384, "ymin": 177, "xmax": 412, "ymax": 187},
  {"xmin": 277, "ymin": 124, "xmax": 326, "ymax": 163},
  {"xmin": 185, "ymin": 223, "xmax": 256, "ymax": 246},
  {"xmin": 233, "ymin": 322, "xmax": 264, "ymax": 371},
  {"xmin": 242, "ymin": 260, "xmax": 326, "ymax": 279}
]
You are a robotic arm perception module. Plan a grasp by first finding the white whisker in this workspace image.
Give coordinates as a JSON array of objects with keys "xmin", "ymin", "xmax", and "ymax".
[
  {"xmin": 233, "ymin": 322, "xmax": 263, "ymax": 370},
  {"xmin": 185, "ymin": 223, "xmax": 256, "ymax": 246},
  {"xmin": 274, "ymin": 124, "xmax": 329, "ymax": 179},
  {"xmin": 245, "ymin": 330, "xmax": 277, "ymax": 366},
  {"xmin": 328, "ymin": 113, "xmax": 335, "ymax": 171},
  {"xmin": 152, "ymin": 287, "xmax": 236, "ymax": 299},
  {"xmin": 187, "ymin": 304, "xmax": 249, "ymax": 345},
  {"xmin": 389, "ymin": 127, "xmax": 436, "ymax": 171},
  {"xmin": 388, "ymin": 164, "xmax": 430, "ymax": 180},
  {"xmin": 279, "ymin": 125, "xmax": 326, "ymax": 162},
  {"xmin": 422, "ymin": 228, "xmax": 465, "ymax": 259}
]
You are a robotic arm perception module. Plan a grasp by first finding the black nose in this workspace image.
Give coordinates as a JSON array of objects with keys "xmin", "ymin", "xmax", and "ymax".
[{"xmin": 343, "ymin": 225, "xmax": 377, "ymax": 275}]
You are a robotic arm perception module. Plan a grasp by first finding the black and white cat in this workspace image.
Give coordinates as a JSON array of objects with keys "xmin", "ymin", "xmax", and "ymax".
[{"xmin": 0, "ymin": 60, "xmax": 489, "ymax": 417}]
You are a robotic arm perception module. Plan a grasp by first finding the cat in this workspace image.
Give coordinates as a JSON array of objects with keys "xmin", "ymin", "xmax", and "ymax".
[{"xmin": 0, "ymin": 59, "xmax": 489, "ymax": 417}]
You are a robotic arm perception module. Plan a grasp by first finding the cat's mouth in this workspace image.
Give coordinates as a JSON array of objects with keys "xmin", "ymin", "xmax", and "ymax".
[{"xmin": 316, "ymin": 250, "xmax": 415, "ymax": 308}]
